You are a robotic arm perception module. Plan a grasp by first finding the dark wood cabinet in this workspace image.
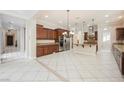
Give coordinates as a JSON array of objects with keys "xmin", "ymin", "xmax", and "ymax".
[
  {"xmin": 37, "ymin": 25, "xmax": 48, "ymax": 39},
  {"xmin": 37, "ymin": 24, "xmax": 44, "ymax": 39},
  {"xmin": 116, "ymin": 28, "xmax": 124, "ymax": 40},
  {"xmin": 54, "ymin": 29, "xmax": 69, "ymax": 41},
  {"xmin": 36, "ymin": 24, "xmax": 68, "ymax": 57},
  {"xmin": 47, "ymin": 29, "xmax": 55, "ymax": 40},
  {"xmin": 44, "ymin": 47, "xmax": 48, "ymax": 55},
  {"xmin": 37, "ymin": 44, "xmax": 59, "ymax": 57},
  {"xmin": 54, "ymin": 30, "xmax": 58, "ymax": 40},
  {"xmin": 37, "ymin": 24, "xmax": 57, "ymax": 40},
  {"xmin": 84, "ymin": 32, "xmax": 88, "ymax": 40},
  {"xmin": 37, "ymin": 24, "xmax": 69, "ymax": 40},
  {"xmin": 53, "ymin": 45, "xmax": 59, "ymax": 52},
  {"xmin": 37, "ymin": 46, "xmax": 44, "ymax": 57},
  {"xmin": 95, "ymin": 31, "xmax": 98, "ymax": 40}
]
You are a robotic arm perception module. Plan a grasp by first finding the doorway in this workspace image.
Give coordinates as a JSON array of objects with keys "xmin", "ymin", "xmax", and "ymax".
[{"xmin": 102, "ymin": 31, "xmax": 111, "ymax": 51}]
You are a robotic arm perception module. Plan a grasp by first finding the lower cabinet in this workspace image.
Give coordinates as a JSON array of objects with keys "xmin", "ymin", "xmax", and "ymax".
[
  {"xmin": 37, "ymin": 44, "xmax": 59, "ymax": 57},
  {"xmin": 37, "ymin": 46, "xmax": 44, "ymax": 57},
  {"xmin": 112, "ymin": 45, "xmax": 124, "ymax": 75}
]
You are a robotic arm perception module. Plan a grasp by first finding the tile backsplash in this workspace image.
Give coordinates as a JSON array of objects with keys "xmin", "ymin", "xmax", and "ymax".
[{"xmin": 37, "ymin": 40, "xmax": 55, "ymax": 44}]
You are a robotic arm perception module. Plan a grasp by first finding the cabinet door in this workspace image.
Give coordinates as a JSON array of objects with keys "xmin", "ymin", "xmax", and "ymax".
[
  {"xmin": 48, "ymin": 30, "xmax": 54, "ymax": 39},
  {"xmin": 41, "ymin": 28, "xmax": 48, "ymax": 39},
  {"xmin": 54, "ymin": 31, "xmax": 58, "ymax": 41},
  {"xmin": 53, "ymin": 45, "xmax": 59, "ymax": 52},
  {"xmin": 37, "ymin": 26, "xmax": 48, "ymax": 39},
  {"xmin": 116, "ymin": 28, "xmax": 124, "ymax": 40},
  {"xmin": 37, "ymin": 27, "xmax": 43, "ymax": 39},
  {"xmin": 37, "ymin": 46, "xmax": 44, "ymax": 57},
  {"xmin": 51, "ymin": 30, "xmax": 55, "ymax": 39},
  {"xmin": 58, "ymin": 31, "xmax": 64, "ymax": 36},
  {"xmin": 48, "ymin": 46, "xmax": 52, "ymax": 54},
  {"xmin": 44, "ymin": 46, "xmax": 48, "ymax": 55}
]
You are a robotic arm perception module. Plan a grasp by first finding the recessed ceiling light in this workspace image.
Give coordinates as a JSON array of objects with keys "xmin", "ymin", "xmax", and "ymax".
[
  {"xmin": 69, "ymin": 25, "xmax": 71, "ymax": 27},
  {"xmin": 45, "ymin": 15, "xmax": 48, "ymax": 18},
  {"xmin": 118, "ymin": 16, "xmax": 123, "ymax": 19},
  {"xmin": 105, "ymin": 15, "xmax": 109, "ymax": 18},
  {"xmin": 104, "ymin": 28, "xmax": 108, "ymax": 30}
]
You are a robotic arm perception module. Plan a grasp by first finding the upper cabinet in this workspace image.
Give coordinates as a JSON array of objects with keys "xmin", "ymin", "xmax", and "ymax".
[
  {"xmin": 37, "ymin": 24, "xmax": 48, "ymax": 39},
  {"xmin": 54, "ymin": 28, "xmax": 69, "ymax": 42},
  {"xmin": 37, "ymin": 24, "xmax": 55, "ymax": 40},
  {"xmin": 47, "ymin": 29, "xmax": 55, "ymax": 40},
  {"xmin": 116, "ymin": 28, "xmax": 124, "ymax": 40},
  {"xmin": 37, "ymin": 24, "xmax": 68, "ymax": 40},
  {"xmin": 37, "ymin": 24, "xmax": 44, "ymax": 39},
  {"xmin": 55, "ymin": 29, "xmax": 68, "ymax": 37}
]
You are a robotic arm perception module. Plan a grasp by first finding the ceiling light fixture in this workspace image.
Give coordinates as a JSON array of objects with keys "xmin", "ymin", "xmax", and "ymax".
[
  {"xmin": 45, "ymin": 15, "xmax": 48, "ymax": 18},
  {"xmin": 66, "ymin": 10, "xmax": 74, "ymax": 36},
  {"xmin": 118, "ymin": 16, "xmax": 123, "ymax": 19},
  {"xmin": 67, "ymin": 10, "xmax": 70, "ymax": 30},
  {"xmin": 8, "ymin": 21, "xmax": 16, "ymax": 31},
  {"xmin": 104, "ymin": 28, "xmax": 108, "ymax": 30},
  {"xmin": 105, "ymin": 14, "xmax": 109, "ymax": 18}
]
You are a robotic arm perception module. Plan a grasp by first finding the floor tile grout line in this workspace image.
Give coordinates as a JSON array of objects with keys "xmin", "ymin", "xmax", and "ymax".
[
  {"xmin": 68, "ymin": 53, "xmax": 85, "ymax": 81},
  {"xmin": 35, "ymin": 59, "xmax": 69, "ymax": 82}
]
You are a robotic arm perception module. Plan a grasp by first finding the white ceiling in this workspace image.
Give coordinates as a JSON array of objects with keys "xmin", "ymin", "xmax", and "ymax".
[
  {"xmin": 36, "ymin": 10, "xmax": 124, "ymax": 29},
  {"xmin": 0, "ymin": 10, "xmax": 38, "ymax": 29},
  {"xmin": 0, "ymin": 10, "xmax": 124, "ymax": 30},
  {"xmin": 0, "ymin": 10, "xmax": 38, "ymax": 20},
  {"xmin": 0, "ymin": 13, "xmax": 26, "ymax": 29}
]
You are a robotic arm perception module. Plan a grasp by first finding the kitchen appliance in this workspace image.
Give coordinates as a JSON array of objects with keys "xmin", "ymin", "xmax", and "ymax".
[{"xmin": 59, "ymin": 36, "xmax": 70, "ymax": 51}]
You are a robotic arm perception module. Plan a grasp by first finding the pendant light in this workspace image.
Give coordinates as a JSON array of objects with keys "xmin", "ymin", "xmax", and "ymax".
[
  {"xmin": 67, "ymin": 10, "xmax": 70, "ymax": 31},
  {"xmin": 63, "ymin": 10, "xmax": 70, "ymax": 36},
  {"xmin": 67, "ymin": 10, "xmax": 74, "ymax": 36},
  {"xmin": 8, "ymin": 21, "xmax": 16, "ymax": 32}
]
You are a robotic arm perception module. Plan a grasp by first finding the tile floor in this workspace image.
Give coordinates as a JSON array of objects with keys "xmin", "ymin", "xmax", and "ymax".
[{"xmin": 0, "ymin": 46, "xmax": 124, "ymax": 82}]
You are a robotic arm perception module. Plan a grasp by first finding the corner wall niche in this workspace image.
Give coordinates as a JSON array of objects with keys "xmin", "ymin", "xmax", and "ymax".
[
  {"xmin": 5, "ymin": 31, "xmax": 16, "ymax": 47},
  {"xmin": 3, "ymin": 29, "xmax": 18, "ymax": 53}
]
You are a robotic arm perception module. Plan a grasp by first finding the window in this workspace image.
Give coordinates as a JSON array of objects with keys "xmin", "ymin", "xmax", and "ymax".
[{"xmin": 103, "ymin": 32, "xmax": 110, "ymax": 42}]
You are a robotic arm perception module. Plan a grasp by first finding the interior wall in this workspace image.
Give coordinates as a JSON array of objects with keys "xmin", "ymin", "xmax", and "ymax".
[
  {"xmin": 97, "ymin": 25, "xmax": 103, "ymax": 51},
  {"xmin": 25, "ymin": 17, "xmax": 36, "ymax": 59},
  {"xmin": 0, "ymin": 28, "xmax": 4, "ymax": 54},
  {"xmin": 0, "ymin": 28, "xmax": 3, "ymax": 63}
]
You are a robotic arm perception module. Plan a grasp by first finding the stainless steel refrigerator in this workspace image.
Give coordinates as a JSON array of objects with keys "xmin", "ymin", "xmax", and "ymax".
[{"xmin": 59, "ymin": 36, "xmax": 70, "ymax": 51}]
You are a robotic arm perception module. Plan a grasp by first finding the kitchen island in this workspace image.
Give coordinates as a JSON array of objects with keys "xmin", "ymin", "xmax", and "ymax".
[{"xmin": 112, "ymin": 43, "xmax": 124, "ymax": 75}]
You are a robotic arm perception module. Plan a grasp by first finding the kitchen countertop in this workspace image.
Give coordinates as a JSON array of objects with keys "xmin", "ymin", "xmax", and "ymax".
[
  {"xmin": 113, "ymin": 44, "xmax": 124, "ymax": 53},
  {"xmin": 37, "ymin": 43, "xmax": 59, "ymax": 46}
]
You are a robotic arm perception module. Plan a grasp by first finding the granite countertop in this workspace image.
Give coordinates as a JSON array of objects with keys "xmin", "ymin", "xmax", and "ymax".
[
  {"xmin": 113, "ymin": 44, "xmax": 124, "ymax": 53},
  {"xmin": 37, "ymin": 43, "xmax": 59, "ymax": 46}
]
